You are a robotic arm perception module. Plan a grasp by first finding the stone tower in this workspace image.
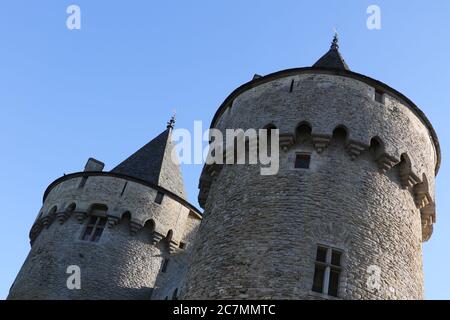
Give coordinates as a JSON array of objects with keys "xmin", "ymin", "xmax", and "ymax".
[
  {"xmin": 181, "ymin": 36, "xmax": 440, "ymax": 299},
  {"xmin": 8, "ymin": 121, "xmax": 202, "ymax": 300}
]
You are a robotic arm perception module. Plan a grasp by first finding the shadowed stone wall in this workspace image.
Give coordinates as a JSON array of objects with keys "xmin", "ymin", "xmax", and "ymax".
[{"xmin": 8, "ymin": 174, "xmax": 201, "ymax": 300}]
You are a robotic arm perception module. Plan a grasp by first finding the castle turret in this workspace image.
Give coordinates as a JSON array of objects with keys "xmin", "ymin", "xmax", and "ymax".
[
  {"xmin": 8, "ymin": 120, "xmax": 202, "ymax": 300},
  {"xmin": 181, "ymin": 37, "xmax": 440, "ymax": 299}
]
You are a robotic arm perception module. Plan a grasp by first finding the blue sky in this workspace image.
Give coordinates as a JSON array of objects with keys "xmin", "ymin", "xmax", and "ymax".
[{"xmin": 0, "ymin": 0, "xmax": 449, "ymax": 299}]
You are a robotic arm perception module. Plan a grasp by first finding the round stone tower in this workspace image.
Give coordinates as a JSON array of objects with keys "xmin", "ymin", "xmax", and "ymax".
[
  {"xmin": 8, "ymin": 121, "xmax": 202, "ymax": 300},
  {"xmin": 181, "ymin": 36, "xmax": 440, "ymax": 299}
]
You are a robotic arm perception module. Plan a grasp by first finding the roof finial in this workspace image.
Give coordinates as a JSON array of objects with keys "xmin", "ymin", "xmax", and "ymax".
[
  {"xmin": 331, "ymin": 28, "xmax": 339, "ymax": 50},
  {"xmin": 167, "ymin": 112, "xmax": 176, "ymax": 129}
]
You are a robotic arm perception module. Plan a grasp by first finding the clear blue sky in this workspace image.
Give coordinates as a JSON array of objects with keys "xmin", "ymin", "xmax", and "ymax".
[{"xmin": 0, "ymin": 0, "xmax": 449, "ymax": 299}]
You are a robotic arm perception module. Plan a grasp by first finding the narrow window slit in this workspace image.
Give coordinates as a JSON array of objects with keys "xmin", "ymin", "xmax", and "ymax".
[
  {"xmin": 78, "ymin": 176, "xmax": 88, "ymax": 189},
  {"xmin": 120, "ymin": 182, "xmax": 128, "ymax": 197}
]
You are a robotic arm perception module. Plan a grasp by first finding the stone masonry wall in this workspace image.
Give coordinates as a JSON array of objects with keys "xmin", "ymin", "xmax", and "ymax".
[
  {"xmin": 8, "ymin": 175, "xmax": 201, "ymax": 300},
  {"xmin": 182, "ymin": 72, "xmax": 437, "ymax": 299}
]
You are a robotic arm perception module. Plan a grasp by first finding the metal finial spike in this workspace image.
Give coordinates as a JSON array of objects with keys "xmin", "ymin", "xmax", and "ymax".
[
  {"xmin": 167, "ymin": 114, "xmax": 176, "ymax": 129},
  {"xmin": 331, "ymin": 29, "xmax": 339, "ymax": 50}
]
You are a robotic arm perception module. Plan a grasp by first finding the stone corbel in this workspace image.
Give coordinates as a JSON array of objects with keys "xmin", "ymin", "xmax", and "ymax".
[
  {"xmin": 279, "ymin": 133, "xmax": 295, "ymax": 151},
  {"xmin": 76, "ymin": 211, "xmax": 88, "ymax": 224},
  {"xmin": 420, "ymin": 203, "xmax": 435, "ymax": 242},
  {"xmin": 151, "ymin": 231, "xmax": 165, "ymax": 245},
  {"xmin": 29, "ymin": 222, "xmax": 42, "ymax": 244},
  {"xmin": 399, "ymin": 171, "xmax": 421, "ymax": 190},
  {"xmin": 129, "ymin": 220, "xmax": 142, "ymax": 235},
  {"xmin": 169, "ymin": 240, "xmax": 179, "ymax": 254},
  {"xmin": 56, "ymin": 211, "xmax": 70, "ymax": 224},
  {"xmin": 107, "ymin": 215, "xmax": 120, "ymax": 228},
  {"xmin": 413, "ymin": 177, "xmax": 432, "ymax": 210},
  {"xmin": 375, "ymin": 153, "xmax": 398, "ymax": 173},
  {"xmin": 312, "ymin": 135, "xmax": 331, "ymax": 154},
  {"xmin": 41, "ymin": 214, "xmax": 54, "ymax": 228},
  {"xmin": 346, "ymin": 141, "xmax": 368, "ymax": 160}
]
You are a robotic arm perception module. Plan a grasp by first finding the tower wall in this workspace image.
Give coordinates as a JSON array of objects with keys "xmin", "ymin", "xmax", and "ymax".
[
  {"xmin": 182, "ymin": 71, "xmax": 438, "ymax": 299},
  {"xmin": 8, "ymin": 173, "xmax": 201, "ymax": 300}
]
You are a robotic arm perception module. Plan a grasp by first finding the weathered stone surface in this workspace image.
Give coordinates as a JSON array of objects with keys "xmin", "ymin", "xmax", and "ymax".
[
  {"xmin": 8, "ymin": 174, "xmax": 201, "ymax": 300},
  {"xmin": 7, "ymin": 58, "xmax": 440, "ymax": 301},
  {"xmin": 182, "ymin": 71, "xmax": 438, "ymax": 300}
]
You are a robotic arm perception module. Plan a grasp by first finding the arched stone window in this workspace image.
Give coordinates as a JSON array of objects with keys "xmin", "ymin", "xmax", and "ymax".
[
  {"xmin": 66, "ymin": 203, "xmax": 76, "ymax": 213},
  {"xmin": 295, "ymin": 122, "xmax": 312, "ymax": 144},
  {"xmin": 143, "ymin": 219, "xmax": 155, "ymax": 232},
  {"xmin": 48, "ymin": 206, "xmax": 57, "ymax": 216},
  {"xmin": 121, "ymin": 211, "xmax": 131, "ymax": 222},
  {"xmin": 332, "ymin": 126, "xmax": 348, "ymax": 144},
  {"xmin": 369, "ymin": 137, "xmax": 384, "ymax": 158}
]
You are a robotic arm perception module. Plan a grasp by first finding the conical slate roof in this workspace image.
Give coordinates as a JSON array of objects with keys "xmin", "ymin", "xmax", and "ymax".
[
  {"xmin": 111, "ymin": 120, "xmax": 186, "ymax": 199},
  {"xmin": 313, "ymin": 34, "xmax": 350, "ymax": 70}
]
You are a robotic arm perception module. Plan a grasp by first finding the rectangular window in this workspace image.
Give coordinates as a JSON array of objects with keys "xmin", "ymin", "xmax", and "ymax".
[
  {"xmin": 295, "ymin": 154, "xmax": 311, "ymax": 169},
  {"xmin": 375, "ymin": 89, "xmax": 384, "ymax": 103},
  {"xmin": 81, "ymin": 216, "xmax": 107, "ymax": 242},
  {"xmin": 155, "ymin": 191, "xmax": 164, "ymax": 205},
  {"xmin": 312, "ymin": 245, "xmax": 342, "ymax": 297}
]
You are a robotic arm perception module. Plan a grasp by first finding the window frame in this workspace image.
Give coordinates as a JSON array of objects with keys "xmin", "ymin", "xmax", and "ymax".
[
  {"xmin": 294, "ymin": 153, "xmax": 311, "ymax": 169},
  {"xmin": 311, "ymin": 245, "xmax": 343, "ymax": 297},
  {"xmin": 375, "ymin": 88, "xmax": 384, "ymax": 104},
  {"xmin": 80, "ymin": 215, "xmax": 107, "ymax": 242}
]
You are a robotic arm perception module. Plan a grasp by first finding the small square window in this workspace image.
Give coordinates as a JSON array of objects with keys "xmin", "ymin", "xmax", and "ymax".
[
  {"xmin": 179, "ymin": 242, "xmax": 187, "ymax": 249},
  {"xmin": 295, "ymin": 154, "xmax": 310, "ymax": 169},
  {"xmin": 375, "ymin": 89, "xmax": 384, "ymax": 103},
  {"xmin": 155, "ymin": 191, "xmax": 164, "ymax": 204}
]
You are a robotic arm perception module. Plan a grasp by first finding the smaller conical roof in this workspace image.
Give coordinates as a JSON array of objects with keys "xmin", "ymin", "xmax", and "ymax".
[
  {"xmin": 111, "ymin": 118, "xmax": 186, "ymax": 199},
  {"xmin": 313, "ymin": 33, "xmax": 350, "ymax": 70}
]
